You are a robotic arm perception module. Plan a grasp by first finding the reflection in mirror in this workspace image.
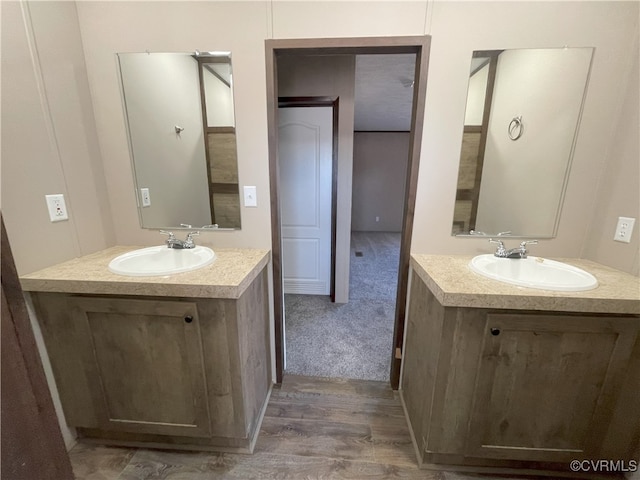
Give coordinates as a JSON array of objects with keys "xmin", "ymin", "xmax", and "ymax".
[
  {"xmin": 118, "ymin": 52, "xmax": 241, "ymax": 230},
  {"xmin": 452, "ymin": 48, "xmax": 594, "ymax": 237}
]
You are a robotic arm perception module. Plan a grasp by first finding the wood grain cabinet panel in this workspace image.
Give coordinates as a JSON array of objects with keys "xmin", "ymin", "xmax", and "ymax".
[
  {"xmin": 32, "ymin": 268, "xmax": 271, "ymax": 453},
  {"xmin": 68, "ymin": 298, "xmax": 211, "ymax": 438},
  {"xmin": 401, "ymin": 271, "xmax": 640, "ymax": 474},
  {"xmin": 466, "ymin": 314, "xmax": 638, "ymax": 462}
]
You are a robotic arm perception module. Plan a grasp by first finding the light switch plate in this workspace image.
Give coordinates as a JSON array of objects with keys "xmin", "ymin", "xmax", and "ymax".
[
  {"xmin": 614, "ymin": 216, "xmax": 635, "ymax": 243},
  {"xmin": 243, "ymin": 186, "xmax": 257, "ymax": 207},
  {"xmin": 45, "ymin": 194, "xmax": 69, "ymax": 222}
]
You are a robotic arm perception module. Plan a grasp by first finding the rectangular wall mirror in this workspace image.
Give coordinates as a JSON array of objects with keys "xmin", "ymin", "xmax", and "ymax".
[
  {"xmin": 117, "ymin": 51, "xmax": 241, "ymax": 230},
  {"xmin": 452, "ymin": 47, "xmax": 594, "ymax": 237}
]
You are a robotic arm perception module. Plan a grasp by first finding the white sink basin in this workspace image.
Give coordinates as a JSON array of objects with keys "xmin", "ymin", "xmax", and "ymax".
[
  {"xmin": 469, "ymin": 254, "xmax": 598, "ymax": 292},
  {"xmin": 108, "ymin": 246, "xmax": 216, "ymax": 276}
]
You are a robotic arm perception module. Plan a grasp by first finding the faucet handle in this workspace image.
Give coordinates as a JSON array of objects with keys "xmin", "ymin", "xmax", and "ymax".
[
  {"xmin": 519, "ymin": 240, "xmax": 538, "ymax": 247},
  {"xmin": 184, "ymin": 231, "xmax": 200, "ymax": 246},
  {"xmin": 489, "ymin": 238, "xmax": 507, "ymax": 256},
  {"xmin": 516, "ymin": 239, "xmax": 538, "ymax": 258},
  {"xmin": 160, "ymin": 230, "xmax": 177, "ymax": 247}
]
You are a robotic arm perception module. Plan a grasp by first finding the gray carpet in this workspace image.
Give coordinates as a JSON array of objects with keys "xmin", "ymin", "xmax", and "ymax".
[{"xmin": 284, "ymin": 231, "xmax": 400, "ymax": 381}]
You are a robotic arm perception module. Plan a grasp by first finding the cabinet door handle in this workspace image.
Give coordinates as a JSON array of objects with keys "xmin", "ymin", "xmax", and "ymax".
[
  {"xmin": 490, "ymin": 327, "xmax": 500, "ymax": 336},
  {"xmin": 184, "ymin": 315, "xmax": 193, "ymax": 323}
]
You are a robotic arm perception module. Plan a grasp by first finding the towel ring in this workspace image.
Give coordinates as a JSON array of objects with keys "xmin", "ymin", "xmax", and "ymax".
[{"xmin": 508, "ymin": 116, "xmax": 524, "ymax": 141}]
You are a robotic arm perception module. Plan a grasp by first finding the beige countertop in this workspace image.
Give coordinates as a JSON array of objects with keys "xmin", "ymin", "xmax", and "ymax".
[
  {"xmin": 20, "ymin": 246, "xmax": 270, "ymax": 299},
  {"xmin": 411, "ymin": 254, "xmax": 640, "ymax": 315}
]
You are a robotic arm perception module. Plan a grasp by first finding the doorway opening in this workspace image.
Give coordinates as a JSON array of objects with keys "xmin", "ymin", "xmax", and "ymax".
[
  {"xmin": 284, "ymin": 229, "xmax": 403, "ymax": 380},
  {"xmin": 266, "ymin": 36, "xmax": 430, "ymax": 389}
]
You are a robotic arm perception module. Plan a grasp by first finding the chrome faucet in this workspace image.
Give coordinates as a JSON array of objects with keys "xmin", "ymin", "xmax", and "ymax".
[
  {"xmin": 489, "ymin": 239, "xmax": 538, "ymax": 259},
  {"xmin": 160, "ymin": 230, "xmax": 199, "ymax": 249}
]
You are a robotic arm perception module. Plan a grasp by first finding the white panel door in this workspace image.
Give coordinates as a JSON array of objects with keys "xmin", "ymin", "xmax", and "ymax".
[{"xmin": 279, "ymin": 107, "xmax": 333, "ymax": 295}]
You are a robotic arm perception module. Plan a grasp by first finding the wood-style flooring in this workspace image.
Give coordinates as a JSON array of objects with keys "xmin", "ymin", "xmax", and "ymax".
[{"xmin": 69, "ymin": 375, "xmax": 528, "ymax": 479}]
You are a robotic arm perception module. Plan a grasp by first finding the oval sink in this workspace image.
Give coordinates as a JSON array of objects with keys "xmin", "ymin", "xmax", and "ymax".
[
  {"xmin": 469, "ymin": 254, "xmax": 598, "ymax": 292},
  {"xmin": 108, "ymin": 246, "xmax": 216, "ymax": 276}
]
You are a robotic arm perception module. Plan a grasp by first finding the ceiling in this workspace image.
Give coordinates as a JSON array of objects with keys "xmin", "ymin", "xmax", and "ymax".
[{"xmin": 354, "ymin": 54, "xmax": 416, "ymax": 131}]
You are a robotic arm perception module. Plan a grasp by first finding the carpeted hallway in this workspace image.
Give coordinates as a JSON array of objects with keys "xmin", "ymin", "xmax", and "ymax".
[{"xmin": 284, "ymin": 231, "xmax": 401, "ymax": 381}]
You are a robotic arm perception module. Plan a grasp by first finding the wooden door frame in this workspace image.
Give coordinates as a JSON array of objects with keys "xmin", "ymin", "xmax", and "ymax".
[
  {"xmin": 278, "ymin": 96, "xmax": 339, "ymax": 301},
  {"xmin": 196, "ymin": 56, "xmax": 240, "ymax": 226},
  {"xmin": 1, "ymin": 215, "xmax": 75, "ymax": 479},
  {"xmin": 266, "ymin": 36, "xmax": 431, "ymax": 389}
]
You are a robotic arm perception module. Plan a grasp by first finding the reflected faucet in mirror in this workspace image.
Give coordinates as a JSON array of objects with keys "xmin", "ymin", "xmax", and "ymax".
[
  {"xmin": 451, "ymin": 47, "xmax": 594, "ymax": 238},
  {"xmin": 117, "ymin": 51, "xmax": 241, "ymax": 231}
]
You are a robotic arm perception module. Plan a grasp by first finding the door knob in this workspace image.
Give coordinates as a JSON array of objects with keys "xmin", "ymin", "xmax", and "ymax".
[
  {"xmin": 490, "ymin": 327, "xmax": 500, "ymax": 336},
  {"xmin": 184, "ymin": 315, "xmax": 193, "ymax": 323}
]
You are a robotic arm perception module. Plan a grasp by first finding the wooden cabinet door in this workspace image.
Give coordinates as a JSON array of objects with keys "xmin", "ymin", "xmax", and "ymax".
[
  {"xmin": 466, "ymin": 314, "xmax": 638, "ymax": 462},
  {"xmin": 69, "ymin": 297, "xmax": 211, "ymax": 437}
]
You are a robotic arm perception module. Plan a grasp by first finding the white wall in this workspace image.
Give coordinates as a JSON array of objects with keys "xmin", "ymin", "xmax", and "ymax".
[
  {"xmin": 270, "ymin": 1, "xmax": 428, "ymax": 39},
  {"xmin": 583, "ymin": 25, "xmax": 640, "ymax": 276},
  {"xmin": 352, "ymin": 132, "xmax": 409, "ymax": 232},
  {"xmin": 1, "ymin": 0, "xmax": 114, "ymax": 275}
]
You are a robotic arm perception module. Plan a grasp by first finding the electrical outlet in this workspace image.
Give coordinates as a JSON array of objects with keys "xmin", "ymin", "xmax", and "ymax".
[
  {"xmin": 614, "ymin": 216, "xmax": 635, "ymax": 243},
  {"xmin": 375, "ymin": 216, "xmax": 380, "ymax": 223},
  {"xmin": 140, "ymin": 188, "xmax": 151, "ymax": 207},
  {"xmin": 45, "ymin": 194, "xmax": 69, "ymax": 222},
  {"xmin": 243, "ymin": 186, "xmax": 257, "ymax": 207}
]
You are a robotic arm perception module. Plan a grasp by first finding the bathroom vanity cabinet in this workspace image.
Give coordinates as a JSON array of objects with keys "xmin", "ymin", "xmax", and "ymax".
[
  {"xmin": 401, "ymin": 255, "xmax": 640, "ymax": 476},
  {"xmin": 21, "ymin": 247, "xmax": 271, "ymax": 453}
]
